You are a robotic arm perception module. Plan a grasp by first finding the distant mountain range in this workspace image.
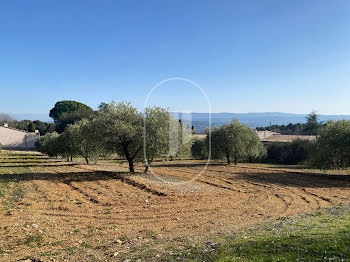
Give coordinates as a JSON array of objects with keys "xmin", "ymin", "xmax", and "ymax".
[
  {"xmin": 174, "ymin": 112, "xmax": 350, "ymax": 133},
  {"xmin": 10, "ymin": 112, "xmax": 350, "ymax": 134}
]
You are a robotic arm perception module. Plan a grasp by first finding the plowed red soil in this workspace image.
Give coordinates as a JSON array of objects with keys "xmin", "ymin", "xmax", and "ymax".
[{"xmin": 1, "ymin": 151, "xmax": 350, "ymax": 261}]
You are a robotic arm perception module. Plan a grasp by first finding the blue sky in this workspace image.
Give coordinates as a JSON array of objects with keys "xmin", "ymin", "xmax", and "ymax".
[{"xmin": 1, "ymin": 0, "xmax": 350, "ymax": 116}]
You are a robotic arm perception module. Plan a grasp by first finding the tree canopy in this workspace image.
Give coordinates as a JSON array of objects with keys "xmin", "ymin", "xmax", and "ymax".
[
  {"xmin": 311, "ymin": 120, "xmax": 350, "ymax": 169},
  {"xmin": 143, "ymin": 107, "xmax": 171, "ymax": 172},
  {"xmin": 49, "ymin": 100, "xmax": 94, "ymax": 122},
  {"xmin": 208, "ymin": 120, "xmax": 265, "ymax": 164}
]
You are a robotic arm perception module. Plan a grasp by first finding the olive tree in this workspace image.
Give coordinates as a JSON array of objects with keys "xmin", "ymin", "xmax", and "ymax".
[
  {"xmin": 143, "ymin": 107, "xmax": 170, "ymax": 172},
  {"xmin": 95, "ymin": 102, "xmax": 187, "ymax": 173},
  {"xmin": 95, "ymin": 102, "xmax": 144, "ymax": 173},
  {"xmin": 63, "ymin": 119, "xmax": 107, "ymax": 164},
  {"xmin": 35, "ymin": 132, "xmax": 62, "ymax": 157},
  {"xmin": 311, "ymin": 120, "xmax": 350, "ymax": 169},
  {"xmin": 208, "ymin": 120, "xmax": 264, "ymax": 165}
]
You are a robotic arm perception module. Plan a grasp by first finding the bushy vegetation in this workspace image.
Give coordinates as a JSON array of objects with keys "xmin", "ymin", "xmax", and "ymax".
[
  {"xmin": 35, "ymin": 101, "xmax": 350, "ymax": 172},
  {"xmin": 262, "ymin": 119, "xmax": 350, "ymax": 168},
  {"xmin": 311, "ymin": 120, "xmax": 350, "ymax": 169},
  {"xmin": 35, "ymin": 132, "xmax": 61, "ymax": 157},
  {"xmin": 49, "ymin": 100, "xmax": 95, "ymax": 133},
  {"xmin": 36, "ymin": 101, "xmax": 192, "ymax": 172},
  {"xmin": 265, "ymin": 139, "xmax": 312, "ymax": 165},
  {"xmin": 49, "ymin": 100, "xmax": 94, "ymax": 122},
  {"xmin": 191, "ymin": 138, "xmax": 208, "ymax": 160},
  {"xmin": 207, "ymin": 120, "xmax": 266, "ymax": 165}
]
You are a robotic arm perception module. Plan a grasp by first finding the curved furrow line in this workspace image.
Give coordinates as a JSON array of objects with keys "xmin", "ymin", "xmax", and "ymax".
[
  {"xmin": 301, "ymin": 188, "xmax": 333, "ymax": 204},
  {"xmin": 66, "ymin": 182, "xmax": 100, "ymax": 204},
  {"xmin": 153, "ymin": 166, "xmax": 251, "ymax": 193},
  {"xmin": 67, "ymin": 165, "xmax": 169, "ymax": 197},
  {"xmin": 273, "ymin": 193, "xmax": 289, "ymax": 213},
  {"xmin": 165, "ymin": 166, "xmax": 265, "ymax": 193},
  {"xmin": 30, "ymin": 166, "xmax": 100, "ymax": 205}
]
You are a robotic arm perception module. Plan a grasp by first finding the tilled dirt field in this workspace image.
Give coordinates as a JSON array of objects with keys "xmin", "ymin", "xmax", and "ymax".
[{"xmin": 1, "ymin": 151, "xmax": 350, "ymax": 261}]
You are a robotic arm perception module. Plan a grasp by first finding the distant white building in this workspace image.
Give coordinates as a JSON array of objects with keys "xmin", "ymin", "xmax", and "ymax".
[
  {"xmin": 256, "ymin": 130, "xmax": 316, "ymax": 145},
  {"xmin": 0, "ymin": 124, "xmax": 39, "ymax": 150},
  {"xmin": 255, "ymin": 130, "xmax": 280, "ymax": 139}
]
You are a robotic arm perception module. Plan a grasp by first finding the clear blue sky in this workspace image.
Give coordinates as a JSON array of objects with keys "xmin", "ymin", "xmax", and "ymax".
[{"xmin": 1, "ymin": 0, "xmax": 350, "ymax": 116}]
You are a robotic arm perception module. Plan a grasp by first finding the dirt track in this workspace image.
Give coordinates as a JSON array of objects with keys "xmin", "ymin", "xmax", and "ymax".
[{"xmin": 1, "ymin": 152, "xmax": 350, "ymax": 261}]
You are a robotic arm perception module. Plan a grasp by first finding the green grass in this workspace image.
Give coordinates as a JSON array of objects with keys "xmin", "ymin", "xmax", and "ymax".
[{"xmin": 166, "ymin": 205, "xmax": 350, "ymax": 261}]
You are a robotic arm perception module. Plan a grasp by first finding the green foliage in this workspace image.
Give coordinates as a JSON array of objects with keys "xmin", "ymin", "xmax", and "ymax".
[
  {"xmin": 0, "ymin": 143, "xmax": 2, "ymax": 151},
  {"xmin": 16, "ymin": 120, "xmax": 55, "ymax": 135},
  {"xmin": 16, "ymin": 120, "xmax": 33, "ymax": 131},
  {"xmin": 94, "ymin": 102, "xmax": 192, "ymax": 172},
  {"xmin": 143, "ymin": 107, "xmax": 171, "ymax": 172},
  {"xmin": 266, "ymin": 139, "xmax": 312, "ymax": 165},
  {"xmin": 55, "ymin": 110, "xmax": 95, "ymax": 133},
  {"xmin": 35, "ymin": 132, "xmax": 61, "ymax": 157},
  {"xmin": 35, "ymin": 119, "xmax": 108, "ymax": 164},
  {"xmin": 49, "ymin": 100, "xmax": 93, "ymax": 123},
  {"xmin": 311, "ymin": 120, "xmax": 350, "ymax": 169},
  {"xmin": 64, "ymin": 119, "xmax": 107, "ymax": 164},
  {"xmin": 28, "ymin": 122, "xmax": 35, "ymax": 132},
  {"xmin": 208, "ymin": 120, "xmax": 265, "ymax": 164},
  {"xmin": 304, "ymin": 110, "xmax": 321, "ymax": 135},
  {"xmin": 191, "ymin": 138, "xmax": 207, "ymax": 160},
  {"xmin": 94, "ymin": 101, "xmax": 144, "ymax": 172},
  {"xmin": 34, "ymin": 120, "xmax": 56, "ymax": 135}
]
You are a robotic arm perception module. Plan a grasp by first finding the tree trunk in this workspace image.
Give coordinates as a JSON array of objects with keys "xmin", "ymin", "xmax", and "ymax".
[
  {"xmin": 70, "ymin": 156, "xmax": 73, "ymax": 162},
  {"xmin": 226, "ymin": 153, "xmax": 230, "ymax": 165},
  {"xmin": 85, "ymin": 157, "xmax": 89, "ymax": 165},
  {"xmin": 122, "ymin": 144, "xmax": 142, "ymax": 173},
  {"xmin": 128, "ymin": 158, "xmax": 135, "ymax": 173},
  {"xmin": 67, "ymin": 156, "xmax": 70, "ymax": 162},
  {"xmin": 144, "ymin": 160, "xmax": 152, "ymax": 173},
  {"xmin": 170, "ymin": 156, "xmax": 173, "ymax": 161},
  {"xmin": 234, "ymin": 156, "xmax": 237, "ymax": 165}
]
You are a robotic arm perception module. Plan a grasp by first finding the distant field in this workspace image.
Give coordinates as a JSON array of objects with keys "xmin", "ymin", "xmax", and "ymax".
[{"xmin": 1, "ymin": 151, "xmax": 350, "ymax": 261}]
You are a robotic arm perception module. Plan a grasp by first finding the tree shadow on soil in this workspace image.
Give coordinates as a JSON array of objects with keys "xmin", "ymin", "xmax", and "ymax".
[
  {"xmin": 0, "ymin": 170, "xmax": 133, "ymax": 183},
  {"xmin": 0, "ymin": 163, "xmax": 78, "ymax": 168},
  {"xmin": 234, "ymin": 170, "xmax": 350, "ymax": 188},
  {"xmin": 154, "ymin": 162, "xmax": 225, "ymax": 168},
  {"xmin": 0, "ymin": 170, "xmax": 167, "ymax": 196},
  {"xmin": 0, "ymin": 160, "xmax": 65, "ymax": 164}
]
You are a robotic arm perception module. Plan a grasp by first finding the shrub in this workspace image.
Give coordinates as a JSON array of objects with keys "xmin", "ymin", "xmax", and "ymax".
[
  {"xmin": 311, "ymin": 120, "xmax": 350, "ymax": 169},
  {"xmin": 191, "ymin": 138, "xmax": 207, "ymax": 160},
  {"xmin": 208, "ymin": 120, "xmax": 265, "ymax": 165},
  {"xmin": 265, "ymin": 139, "xmax": 312, "ymax": 165}
]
